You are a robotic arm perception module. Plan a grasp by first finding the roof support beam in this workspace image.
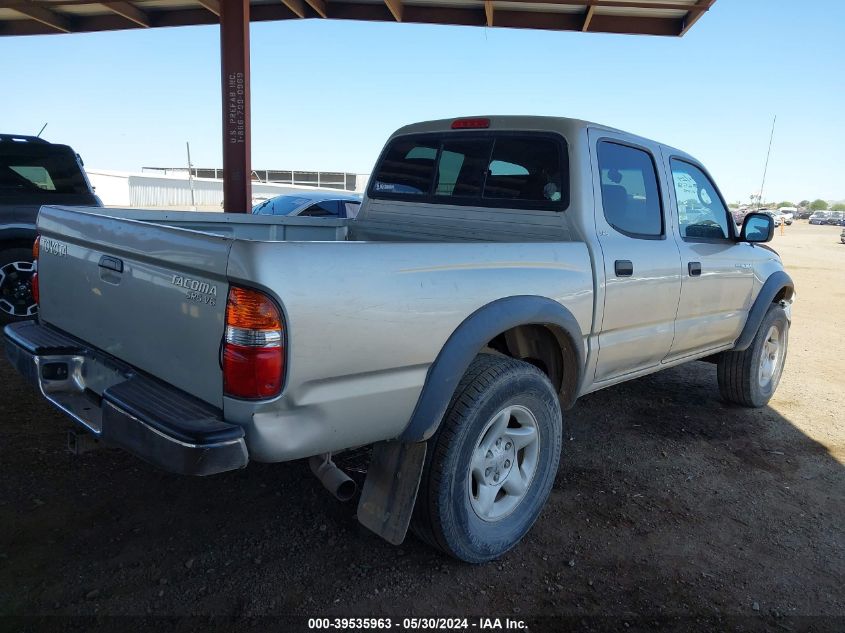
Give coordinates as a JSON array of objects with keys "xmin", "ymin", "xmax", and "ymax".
[
  {"xmin": 483, "ymin": 0, "xmax": 705, "ymax": 10},
  {"xmin": 101, "ymin": 1, "xmax": 150, "ymax": 27},
  {"xmin": 582, "ymin": 4, "xmax": 594, "ymax": 31},
  {"xmin": 10, "ymin": 1, "xmax": 71, "ymax": 32},
  {"xmin": 679, "ymin": 0, "xmax": 714, "ymax": 36},
  {"xmin": 484, "ymin": 0, "xmax": 493, "ymax": 26},
  {"xmin": 197, "ymin": 0, "xmax": 221, "ymax": 16},
  {"xmin": 280, "ymin": 0, "xmax": 306, "ymax": 18},
  {"xmin": 219, "ymin": 0, "xmax": 252, "ymax": 213},
  {"xmin": 303, "ymin": 0, "xmax": 327, "ymax": 18},
  {"xmin": 384, "ymin": 0, "xmax": 402, "ymax": 21}
]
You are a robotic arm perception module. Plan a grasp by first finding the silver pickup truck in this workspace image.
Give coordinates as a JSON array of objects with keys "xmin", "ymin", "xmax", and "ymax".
[{"xmin": 4, "ymin": 116, "xmax": 794, "ymax": 563}]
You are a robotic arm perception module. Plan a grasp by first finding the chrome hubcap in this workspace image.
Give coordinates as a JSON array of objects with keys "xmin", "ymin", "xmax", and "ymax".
[
  {"xmin": 758, "ymin": 325, "xmax": 783, "ymax": 388},
  {"xmin": 469, "ymin": 405, "xmax": 540, "ymax": 522},
  {"xmin": 0, "ymin": 261, "xmax": 37, "ymax": 317}
]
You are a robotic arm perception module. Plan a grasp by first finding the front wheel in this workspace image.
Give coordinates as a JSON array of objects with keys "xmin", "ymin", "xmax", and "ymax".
[
  {"xmin": 0, "ymin": 247, "xmax": 37, "ymax": 326},
  {"xmin": 411, "ymin": 354, "xmax": 562, "ymax": 563},
  {"xmin": 717, "ymin": 304, "xmax": 789, "ymax": 407}
]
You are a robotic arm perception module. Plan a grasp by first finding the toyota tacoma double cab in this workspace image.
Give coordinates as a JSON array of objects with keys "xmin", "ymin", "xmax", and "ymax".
[
  {"xmin": 0, "ymin": 134, "xmax": 101, "ymax": 325},
  {"xmin": 4, "ymin": 117, "xmax": 794, "ymax": 563}
]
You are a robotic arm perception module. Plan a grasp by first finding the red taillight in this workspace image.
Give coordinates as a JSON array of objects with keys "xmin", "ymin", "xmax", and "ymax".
[
  {"xmin": 451, "ymin": 117, "xmax": 490, "ymax": 129},
  {"xmin": 31, "ymin": 236, "xmax": 39, "ymax": 306},
  {"xmin": 223, "ymin": 286, "xmax": 284, "ymax": 399},
  {"xmin": 31, "ymin": 272, "xmax": 39, "ymax": 304}
]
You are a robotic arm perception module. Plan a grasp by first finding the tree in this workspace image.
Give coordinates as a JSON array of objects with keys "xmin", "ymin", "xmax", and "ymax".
[
  {"xmin": 777, "ymin": 201, "xmax": 795, "ymax": 208},
  {"xmin": 799, "ymin": 200, "xmax": 810, "ymax": 208},
  {"xmin": 831, "ymin": 203, "xmax": 845, "ymax": 212},
  {"xmin": 810, "ymin": 199, "xmax": 829, "ymax": 211}
]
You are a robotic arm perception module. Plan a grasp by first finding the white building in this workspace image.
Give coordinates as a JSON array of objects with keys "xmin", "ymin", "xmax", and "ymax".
[{"xmin": 87, "ymin": 169, "xmax": 370, "ymax": 210}]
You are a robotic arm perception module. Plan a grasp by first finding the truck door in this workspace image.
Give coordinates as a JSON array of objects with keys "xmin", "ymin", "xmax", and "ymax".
[
  {"xmin": 661, "ymin": 155, "xmax": 755, "ymax": 360},
  {"xmin": 588, "ymin": 131, "xmax": 683, "ymax": 382}
]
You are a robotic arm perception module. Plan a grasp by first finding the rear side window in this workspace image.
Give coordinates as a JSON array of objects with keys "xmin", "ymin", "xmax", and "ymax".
[
  {"xmin": 299, "ymin": 201, "xmax": 340, "ymax": 217},
  {"xmin": 597, "ymin": 141, "xmax": 663, "ymax": 238},
  {"xmin": 343, "ymin": 201, "xmax": 362, "ymax": 218},
  {"xmin": 370, "ymin": 133, "xmax": 567, "ymax": 209}
]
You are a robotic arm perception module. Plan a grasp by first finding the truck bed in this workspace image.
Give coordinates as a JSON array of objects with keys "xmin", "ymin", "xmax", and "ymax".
[
  {"xmin": 32, "ymin": 204, "xmax": 594, "ymax": 461},
  {"xmin": 74, "ymin": 207, "xmax": 350, "ymax": 242}
]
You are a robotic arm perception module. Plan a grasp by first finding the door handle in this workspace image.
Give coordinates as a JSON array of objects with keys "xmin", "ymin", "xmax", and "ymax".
[
  {"xmin": 98, "ymin": 255, "xmax": 123, "ymax": 273},
  {"xmin": 688, "ymin": 261, "xmax": 702, "ymax": 277},
  {"xmin": 614, "ymin": 260, "xmax": 634, "ymax": 277}
]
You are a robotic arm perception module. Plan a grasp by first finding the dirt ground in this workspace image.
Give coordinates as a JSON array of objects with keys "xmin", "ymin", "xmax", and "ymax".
[{"xmin": 0, "ymin": 221, "xmax": 842, "ymax": 631}]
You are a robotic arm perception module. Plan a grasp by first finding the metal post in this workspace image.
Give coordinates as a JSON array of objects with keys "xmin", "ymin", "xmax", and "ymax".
[
  {"xmin": 220, "ymin": 0, "xmax": 251, "ymax": 213},
  {"xmin": 186, "ymin": 141, "xmax": 196, "ymax": 211}
]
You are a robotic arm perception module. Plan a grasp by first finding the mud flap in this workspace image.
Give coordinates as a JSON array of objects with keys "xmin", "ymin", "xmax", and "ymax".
[{"xmin": 357, "ymin": 440, "xmax": 427, "ymax": 545}]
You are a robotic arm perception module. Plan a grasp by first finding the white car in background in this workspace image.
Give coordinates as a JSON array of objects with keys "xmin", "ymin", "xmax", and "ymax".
[
  {"xmin": 758, "ymin": 209, "xmax": 782, "ymax": 227},
  {"xmin": 252, "ymin": 191, "xmax": 362, "ymax": 218},
  {"xmin": 777, "ymin": 206, "xmax": 797, "ymax": 221}
]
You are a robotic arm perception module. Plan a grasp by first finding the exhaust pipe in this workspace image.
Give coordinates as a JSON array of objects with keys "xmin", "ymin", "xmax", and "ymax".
[{"xmin": 309, "ymin": 454, "xmax": 357, "ymax": 502}]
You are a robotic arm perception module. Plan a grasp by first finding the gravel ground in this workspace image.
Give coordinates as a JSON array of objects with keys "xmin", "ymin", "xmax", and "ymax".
[{"xmin": 0, "ymin": 221, "xmax": 842, "ymax": 631}]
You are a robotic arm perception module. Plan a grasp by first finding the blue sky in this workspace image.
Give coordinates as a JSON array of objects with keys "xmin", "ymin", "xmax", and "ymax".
[{"xmin": 1, "ymin": 0, "xmax": 843, "ymax": 203}]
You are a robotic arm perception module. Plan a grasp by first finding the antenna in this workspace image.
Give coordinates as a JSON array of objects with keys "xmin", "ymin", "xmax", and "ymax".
[
  {"xmin": 36, "ymin": 123, "xmax": 48, "ymax": 138},
  {"xmin": 756, "ymin": 115, "xmax": 777, "ymax": 210}
]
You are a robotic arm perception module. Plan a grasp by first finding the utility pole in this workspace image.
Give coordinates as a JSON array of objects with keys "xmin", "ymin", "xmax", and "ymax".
[{"xmin": 186, "ymin": 141, "xmax": 196, "ymax": 211}]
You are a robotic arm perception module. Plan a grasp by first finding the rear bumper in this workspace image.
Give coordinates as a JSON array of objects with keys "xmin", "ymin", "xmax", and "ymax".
[{"xmin": 4, "ymin": 321, "xmax": 248, "ymax": 476}]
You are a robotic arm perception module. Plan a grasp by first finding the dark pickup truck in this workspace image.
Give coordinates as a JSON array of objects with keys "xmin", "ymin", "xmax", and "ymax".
[{"xmin": 0, "ymin": 134, "xmax": 101, "ymax": 325}]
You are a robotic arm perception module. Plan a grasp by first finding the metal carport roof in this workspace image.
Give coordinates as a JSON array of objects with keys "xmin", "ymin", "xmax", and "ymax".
[
  {"xmin": 0, "ymin": 0, "xmax": 716, "ymax": 211},
  {"xmin": 0, "ymin": 0, "xmax": 715, "ymax": 41}
]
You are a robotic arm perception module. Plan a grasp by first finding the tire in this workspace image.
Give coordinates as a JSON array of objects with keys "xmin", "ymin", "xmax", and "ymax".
[
  {"xmin": 717, "ymin": 304, "xmax": 789, "ymax": 407},
  {"xmin": 411, "ymin": 354, "xmax": 563, "ymax": 563},
  {"xmin": 0, "ymin": 246, "xmax": 37, "ymax": 327}
]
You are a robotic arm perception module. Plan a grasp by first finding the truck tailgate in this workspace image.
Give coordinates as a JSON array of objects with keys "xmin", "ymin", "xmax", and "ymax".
[{"xmin": 36, "ymin": 206, "xmax": 230, "ymax": 407}]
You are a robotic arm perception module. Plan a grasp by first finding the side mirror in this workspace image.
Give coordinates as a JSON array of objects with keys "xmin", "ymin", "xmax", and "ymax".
[{"xmin": 740, "ymin": 213, "xmax": 774, "ymax": 243}]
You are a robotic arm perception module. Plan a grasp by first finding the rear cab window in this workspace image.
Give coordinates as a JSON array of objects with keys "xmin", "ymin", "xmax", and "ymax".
[
  {"xmin": 0, "ymin": 145, "xmax": 90, "ymax": 196},
  {"xmin": 369, "ymin": 132, "xmax": 568, "ymax": 210}
]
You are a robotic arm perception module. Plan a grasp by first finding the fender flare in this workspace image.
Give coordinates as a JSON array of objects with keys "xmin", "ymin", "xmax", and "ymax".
[
  {"xmin": 0, "ymin": 225, "xmax": 37, "ymax": 245},
  {"xmin": 733, "ymin": 271, "xmax": 794, "ymax": 352},
  {"xmin": 399, "ymin": 295, "xmax": 585, "ymax": 443}
]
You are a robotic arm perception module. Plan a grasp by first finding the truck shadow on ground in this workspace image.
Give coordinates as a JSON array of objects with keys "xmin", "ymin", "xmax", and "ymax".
[{"xmin": 0, "ymin": 358, "xmax": 842, "ymax": 623}]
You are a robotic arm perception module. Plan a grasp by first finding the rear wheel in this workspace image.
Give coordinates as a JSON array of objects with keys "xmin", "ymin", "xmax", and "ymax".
[
  {"xmin": 0, "ymin": 247, "xmax": 37, "ymax": 326},
  {"xmin": 717, "ymin": 304, "xmax": 788, "ymax": 407},
  {"xmin": 412, "ymin": 354, "xmax": 562, "ymax": 563}
]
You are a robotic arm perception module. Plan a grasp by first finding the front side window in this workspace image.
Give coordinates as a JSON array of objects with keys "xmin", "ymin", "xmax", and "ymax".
[
  {"xmin": 596, "ymin": 141, "xmax": 663, "ymax": 237},
  {"xmin": 670, "ymin": 159, "xmax": 731, "ymax": 240},
  {"xmin": 369, "ymin": 133, "xmax": 567, "ymax": 209}
]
